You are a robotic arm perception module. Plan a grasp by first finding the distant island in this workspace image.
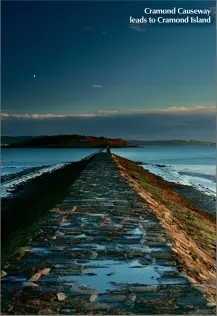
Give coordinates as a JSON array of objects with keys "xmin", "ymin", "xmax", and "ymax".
[
  {"xmin": 1, "ymin": 135, "xmax": 215, "ymax": 148},
  {"xmin": 1, "ymin": 135, "xmax": 130, "ymax": 148},
  {"xmin": 127, "ymin": 139, "xmax": 215, "ymax": 147}
]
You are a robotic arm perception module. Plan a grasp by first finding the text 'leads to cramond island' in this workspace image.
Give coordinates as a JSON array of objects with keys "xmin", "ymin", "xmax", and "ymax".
[{"xmin": 144, "ymin": 8, "xmax": 212, "ymax": 15}]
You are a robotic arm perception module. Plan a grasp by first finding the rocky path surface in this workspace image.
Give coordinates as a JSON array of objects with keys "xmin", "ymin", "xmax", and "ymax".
[{"xmin": 1, "ymin": 153, "xmax": 214, "ymax": 314}]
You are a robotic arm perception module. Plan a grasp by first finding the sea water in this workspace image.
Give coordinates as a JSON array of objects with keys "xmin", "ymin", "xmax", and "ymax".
[
  {"xmin": 112, "ymin": 146, "xmax": 216, "ymax": 196},
  {"xmin": 1, "ymin": 148, "xmax": 97, "ymax": 175}
]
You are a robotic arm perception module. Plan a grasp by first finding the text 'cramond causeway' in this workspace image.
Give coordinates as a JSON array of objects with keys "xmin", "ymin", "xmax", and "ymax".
[{"xmin": 144, "ymin": 8, "xmax": 212, "ymax": 15}]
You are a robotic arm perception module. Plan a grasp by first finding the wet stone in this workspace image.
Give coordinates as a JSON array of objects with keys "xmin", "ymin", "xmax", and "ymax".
[
  {"xmin": 157, "ymin": 276, "xmax": 189, "ymax": 285},
  {"xmin": 69, "ymin": 285, "xmax": 97, "ymax": 294},
  {"xmin": 82, "ymin": 302, "xmax": 111, "ymax": 310},
  {"xmin": 1, "ymin": 153, "xmax": 212, "ymax": 315},
  {"xmin": 154, "ymin": 259, "xmax": 177, "ymax": 266},
  {"xmin": 128, "ymin": 285, "xmax": 158, "ymax": 293},
  {"xmin": 35, "ymin": 285, "xmax": 72, "ymax": 293},
  {"xmin": 150, "ymin": 245, "xmax": 172, "ymax": 253},
  {"xmin": 176, "ymin": 296, "xmax": 207, "ymax": 307},
  {"xmin": 151, "ymin": 252, "xmax": 173, "ymax": 259},
  {"xmin": 101, "ymin": 294, "xmax": 127, "ymax": 303},
  {"xmin": 60, "ymin": 309, "xmax": 76, "ymax": 314},
  {"xmin": 138, "ymin": 258, "xmax": 153, "ymax": 265},
  {"xmin": 38, "ymin": 309, "xmax": 55, "ymax": 315},
  {"xmin": 136, "ymin": 292, "xmax": 169, "ymax": 303}
]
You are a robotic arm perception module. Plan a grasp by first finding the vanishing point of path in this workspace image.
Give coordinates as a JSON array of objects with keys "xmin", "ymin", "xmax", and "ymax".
[{"xmin": 1, "ymin": 153, "xmax": 214, "ymax": 314}]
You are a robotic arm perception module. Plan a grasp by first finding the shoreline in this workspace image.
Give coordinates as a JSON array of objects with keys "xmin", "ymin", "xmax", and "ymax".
[
  {"xmin": 170, "ymin": 181, "xmax": 216, "ymax": 216},
  {"xmin": 134, "ymin": 162, "xmax": 216, "ymax": 216},
  {"xmin": 1, "ymin": 165, "xmax": 51, "ymax": 183}
]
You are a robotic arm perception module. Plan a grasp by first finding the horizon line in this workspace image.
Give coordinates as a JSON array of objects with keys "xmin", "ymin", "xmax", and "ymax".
[{"xmin": 1, "ymin": 106, "xmax": 216, "ymax": 119}]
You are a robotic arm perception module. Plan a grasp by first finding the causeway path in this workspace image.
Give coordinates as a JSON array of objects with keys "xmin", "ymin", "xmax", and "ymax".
[{"xmin": 1, "ymin": 153, "xmax": 214, "ymax": 314}]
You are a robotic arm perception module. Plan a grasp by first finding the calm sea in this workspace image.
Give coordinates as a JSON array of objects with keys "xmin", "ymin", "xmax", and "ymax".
[
  {"xmin": 1, "ymin": 146, "xmax": 216, "ymax": 197},
  {"xmin": 1, "ymin": 148, "xmax": 97, "ymax": 175}
]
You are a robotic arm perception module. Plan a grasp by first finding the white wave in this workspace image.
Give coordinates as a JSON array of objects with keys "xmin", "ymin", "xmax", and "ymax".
[
  {"xmin": 141, "ymin": 164, "xmax": 216, "ymax": 197},
  {"xmin": 1, "ymin": 163, "xmax": 67, "ymax": 198}
]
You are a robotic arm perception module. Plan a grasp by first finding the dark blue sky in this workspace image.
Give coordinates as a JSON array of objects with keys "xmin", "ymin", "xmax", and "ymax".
[{"xmin": 1, "ymin": 0, "xmax": 216, "ymax": 139}]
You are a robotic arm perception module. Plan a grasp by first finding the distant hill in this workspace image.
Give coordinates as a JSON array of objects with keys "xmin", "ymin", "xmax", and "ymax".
[
  {"xmin": 127, "ymin": 140, "xmax": 215, "ymax": 147},
  {"xmin": 2, "ymin": 136, "xmax": 33, "ymax": 145},
  {"xmin": 2, "ymin": 135, "xmax": 130, "ymax": 148}
]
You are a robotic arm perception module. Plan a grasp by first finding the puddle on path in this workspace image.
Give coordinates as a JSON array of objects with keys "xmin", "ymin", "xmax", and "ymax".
[
  {"xmin": 75, "ymin": 233, "xmax": 87, "ymax": 238},
  {"xmin": 157, "ymin": 276, "xmax": 189, "ymax": 285},
  {"xmin": 149, "ymin": 246, "xmax": 172, "ymax": 253},
  {"xmin": 80, "ymin": 217, "xmax": 99, "ymax": 223},
  {"xmin": 30, "ymin": 247, "xmax": 52, "ymax": 254},
  {"xmin": 131, "ymin": 227, "xmax": 144, "ymax": 235},
  {"xmin": 125, "ymin": 226, "xmax": 145, "ymax": 240},
  {"xmin": 91, "ymin": 213, "xmax": 106, "ymax": 217},
  {"xmin": 58, "ymin": 259, "xmax": 177, "ymax": 293},
  {"xmin": 2, "ymin": 276, "xmax": 27, "ymax": 282},
  {"xmin": 60, "ymin": 222, "xmax": 73, "ymax": 227},
  {"xmin": 116, "ymin": 244, "xmax": 150, "ymax": 252}
]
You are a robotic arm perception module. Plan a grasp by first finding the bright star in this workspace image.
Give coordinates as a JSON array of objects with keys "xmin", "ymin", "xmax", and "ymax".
[{"xmin": 33, "ymin": 75, "xmax": 36, "ymax": 78}]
